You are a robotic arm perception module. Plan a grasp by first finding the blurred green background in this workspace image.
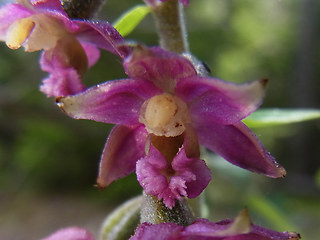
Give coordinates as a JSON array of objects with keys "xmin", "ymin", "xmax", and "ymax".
[{"xmin": 0, "ymin": 0, "xmax": 319, "ymax": 239}]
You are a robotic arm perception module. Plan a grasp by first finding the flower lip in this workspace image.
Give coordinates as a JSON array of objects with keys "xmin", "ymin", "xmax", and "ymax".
[{"xmin": 139, "ymin": 93, "xmax": 190, "ymax": 137}]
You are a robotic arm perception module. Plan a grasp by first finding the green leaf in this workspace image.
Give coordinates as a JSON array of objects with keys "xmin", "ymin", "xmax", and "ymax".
[
  {"xmin": 243, "ymin": 108, "xmax": 320, "ymax": 128},
  {"xmin": 99, "ymin": 196, "xmax": 142, "ymax": 240},
  {"xmin": 113, "ymin": 5, "xmax": 150, "ymax": 37}
]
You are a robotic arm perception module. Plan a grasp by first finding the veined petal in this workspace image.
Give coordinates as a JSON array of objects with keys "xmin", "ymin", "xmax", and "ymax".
[
  {"xmin": 42, "ymin": 227, "xmax": 94, "ymax": 240},
  {"xmin": 0, "ymin": 3, "xmax": 33, "ymax": 40},
  {"xmin": 75, "ymin": 20, "xmax": 131, "ymax": 58},
  {"xmin": 176, "ymin": 77, "xmax": 267, "ymax": 125},
  {"xmin": 97, "ymin": 124, "xmax": 148, "ymax": 188},
  {"xmin": 56, "ymin": 79, "xmax": 161, "ymax": 125},
  {"xmin": 123, "ymin": 46, "xmax": 197, "ymax": 92},
  {"xmin": 194, "ymin": 120, "xmax": 286, "ymax": 178}
]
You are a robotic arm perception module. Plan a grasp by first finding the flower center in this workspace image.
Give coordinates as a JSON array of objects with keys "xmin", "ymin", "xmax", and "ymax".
[{"xmin": 139, "ymin": 93, "xmax": 189, "ymax": 137}]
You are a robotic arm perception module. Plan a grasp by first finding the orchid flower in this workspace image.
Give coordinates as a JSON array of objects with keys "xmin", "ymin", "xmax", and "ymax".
[
  {"xmin": 131, "ymin": 209, "xmax": 301, "ymax": 240},
  {"xmin": 56, "ymin": 46, "xmax": 286, "ymax": 208},
  {"xmin": 0, "ymin": 0, "xmax": 130, "ymax": 97}
]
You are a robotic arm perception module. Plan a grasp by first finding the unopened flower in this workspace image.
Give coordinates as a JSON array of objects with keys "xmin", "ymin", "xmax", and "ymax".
[
  {"xmin": 131, "ymin": 209, "xmax": 301, "ymax": 240},
  {"xmin": 0, "ymin": 0, "xmax": 129, "ymax": 97},
  {"xmin": 57, "ymin": 46, "xmax": 286, "ymax": 207}
]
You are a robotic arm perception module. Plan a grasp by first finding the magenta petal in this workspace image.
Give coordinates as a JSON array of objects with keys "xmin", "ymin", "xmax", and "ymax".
[
  {"xmin": 57, "ymin": 79, "xmax": 161, "ymax": 125},
  {"xmin": 194, "ymin": 120, "xmax": 286, "ymax": 178},
  {"xmin": 130, "ymin": 222, "xmax": 183, "ymax": 240},
  {"xmin": 172, "ymin": 149, "xmax": 211, "ymax": 199},
  {"xmin": 97, "ymin": 124, "xmax": 148, "ymax": 188},
  {"xmin": 33, "ymin": 0, "xmax": 68, "ymax": 16},
  {"xmin": 39, "ymin": 50, "xmax": 86, "ymax": 97},
  {"xmin": 42, "ymin": 227, "xmax": 94, "ymax": 240},
  {"xmin": 80, "ymin": 43, "xmax": 100, "ymax": 67},
  {"xmin": 75, "ymin": 21, "xmax": 131, "ymax": 58},
  {"xmin": 176, "ymin": 77, "xmax": 267, "ymax": 125},
  {"xmin": 137, "ymin": 146, "xmax": 210, "ymax": 209},
  {"xmin": 123, "ymin": 46, "xmax": 197, "ymax": 92},
  {"xmin": 136, "ymin": 146, "xmax": 169, "ymax": 197},
  {"xmin": 0, "ymin": 3, "xmax": 33, "ymax": 39}
]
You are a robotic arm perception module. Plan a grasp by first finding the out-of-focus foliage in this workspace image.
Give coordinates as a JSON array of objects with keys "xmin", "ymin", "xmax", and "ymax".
[{"xmin": 0, "ymin": 0, "xmax": 319, "ymax": 239}]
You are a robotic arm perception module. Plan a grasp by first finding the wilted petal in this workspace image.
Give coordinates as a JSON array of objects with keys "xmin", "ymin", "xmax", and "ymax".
[
  {"xmin": 0, "ymin": 3, "xmax": 33, "ymax": 40},
  {"xmin": 176, "ymin": 77, "xmax": 267, "ymax": 125},
  {"xmin": 123, "ymin": 46, "xmax": 197, "ymax": 92},
  {"xmin": 39, "ymin": 48, "xmax": 86, "ymax": 97},
  {"xmin": 42, "ymin": 227, "xmax": 94, "ymax": 240},
  {"xmin": 97, "ymin": 124, "xmax": 148, "ymax": 188},
  {"xmin": 56, "ymin": 79, "xmax": 161, "ymax": 125},
  {"xmin": 194, "ymin": 120, "xmax": 286, "ymax": 178}
]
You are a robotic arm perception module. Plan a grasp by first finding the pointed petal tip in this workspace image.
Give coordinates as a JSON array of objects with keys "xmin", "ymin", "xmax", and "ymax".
[
  {"xmin": 272, "ymin": 164, "xmax": 287, "ymax": 178},
  {"xmin": 259, "ymin": 78, "xmax": 269, "ymax": 87},
  {"xmin": 96, "ymin": 178, "xmax": 109, "ymax": 190},
  {"xmin": 55, "ymin": 96, "xmax": 66, "ymax": 110}
]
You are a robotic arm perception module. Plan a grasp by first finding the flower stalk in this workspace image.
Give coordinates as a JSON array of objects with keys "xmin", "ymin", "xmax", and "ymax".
[
  {"xmin": 140, "ymin": 192, "xmax": 195, "ymax": 226},
  {"xmin": 150, "ymin": 0, "xmax": 189, "ymax": 53}
]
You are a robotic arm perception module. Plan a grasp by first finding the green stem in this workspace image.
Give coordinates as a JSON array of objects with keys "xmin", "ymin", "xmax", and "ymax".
[
  {"xmin": 140, "ymin": 192, "xmax": 195, "ymax": 226},
  {"xmin": 150, "ymin": 0, "xmax": 189, "ymax": 53}
]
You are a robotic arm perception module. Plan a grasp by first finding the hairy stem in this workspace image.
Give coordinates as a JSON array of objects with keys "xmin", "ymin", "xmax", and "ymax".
[
  {"xmin": 140, "ymin": 192, "xmax": 195, "ymax": 226},
  {"xmin": 150, "ymin": 0, "xmax": 189, "ymax": 53}
]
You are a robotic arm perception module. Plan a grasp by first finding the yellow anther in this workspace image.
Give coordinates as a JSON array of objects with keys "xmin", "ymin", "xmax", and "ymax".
[{"xmin": 6, "ymin": 18, "xmax": 35, "ymax": 50}]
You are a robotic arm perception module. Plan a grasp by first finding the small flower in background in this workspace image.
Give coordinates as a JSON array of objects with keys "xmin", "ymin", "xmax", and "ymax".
[
  {"xmin": 42, "ymin": 226, "xmax": 94, "ymax": 240},
  {"xmin": 144, "ymin": 0, "xmax": 189, "ymax": 7},
  {"xmin": 0, "ymin": 0, "xmax": 129, "ymax": 97},
  {"xmin": 56, "ymin": 46, "xmax": 285, "ymax": 208},
  {"xmin": 130, "ymin": 209, "xmax": 301, "ymax": 240}
]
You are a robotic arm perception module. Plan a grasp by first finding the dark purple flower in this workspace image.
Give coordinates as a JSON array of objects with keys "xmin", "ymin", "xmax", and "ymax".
[
  {"xmin": 56, "ymin": 46, "xmax": 286, "ymax": 207},
  {"xmin": 42, "ymin": 227, "xmax": 94, "ymax": 240},
  {"xmin": 130, "ymin": 209, "xmax": 301, "ymax": 240},
  {"xmin": 0, "ymin": 0, "xmax": 129, "ymax": 97}
]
